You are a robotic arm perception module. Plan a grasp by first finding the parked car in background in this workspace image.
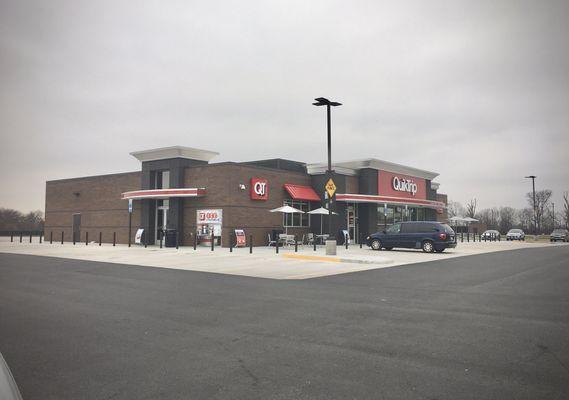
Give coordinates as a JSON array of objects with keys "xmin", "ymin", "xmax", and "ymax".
[
  {"xmin": 366, "ymin": 221, "xmax": 457, "ymax": 253},
  {"xmin": 506, "ymin": 229, "xmax": 525, "ymax": 241},
  {"xmin": 550, "ymin": 228, "xmax": 569, "ymax": 242},
  {"xmin": 481, "ymin": 230, "xmax": 501, "ymax": 240}
]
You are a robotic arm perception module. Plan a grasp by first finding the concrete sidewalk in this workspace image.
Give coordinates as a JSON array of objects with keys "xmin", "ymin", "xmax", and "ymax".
[{"xmin": 0, "ymin": 236, "xmax": 563, "ymax": 279}]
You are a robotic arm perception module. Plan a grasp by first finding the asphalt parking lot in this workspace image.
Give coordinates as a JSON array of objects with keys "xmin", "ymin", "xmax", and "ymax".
[{"xmin": 1, "ymin": 246, "xmax": 568, "ymax": 399}]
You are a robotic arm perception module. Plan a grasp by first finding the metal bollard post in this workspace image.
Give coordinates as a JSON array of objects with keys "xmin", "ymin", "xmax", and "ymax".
[
  {"xmin": 360, "ymin": 233, "xmax": 363, "ymax": 249},
  {"xmin": 276, "ymin": 237, "xmax": 279, "ymax": 254},
  {"xmin": 61, "ymin": 231, "xmax": 64, "ymax": 244},
  {"xmin": 39, "ymin": 233, "xmax": 42, "ymax": 244},
  {"xmin": 10, "ymin": 232, "xmax": 13, "ymax": 242},
  {"xmin": 29, "ymin": 233, "xmax": 32, "ymax": 243},
  {"xmin": 211, "ymin": 231, "xmax": 214, "ymax": 251},
  {"xmin": 50, "ymin": 231, "xmax": 53, "ymax": 244},
  {"xmin": 230, "ymin": 233, "xmax": 233, "ymax": 253},
  {"xmin": 461, "ymin": 232, "xmax": 463, "ymax": 242},
  {"xmin": 467, "ymin": 232, "xmax": 470, "ymax": 242},
  {"xmin": 86, "ymin": 231, "xmax": 89, "ymax": 245},
  {"xmin": 73, "ymin": 232, "xmax": 76, "ymax": 245},
  {"xmin": 345, "ymin": 236, "xmax": 348, "ymax": 250},
  {"xmin": 249, "ymin": 235, "xmax": 253, "ymax": 254},
  {"xmin": 160, "ymin": 231, "xmax": 163, "ymax": 249},
  {"xmin": 313, "ymin": 236, "xmax": 317, "ymax": 251},
  {"xmin": 113, "ymin": 232, "xmax": 116, "ymax": 246},
  {"xmin": 176, "ymin": 231, "xmax": 179, "ymax": 250},
  {"xmin": 193, "ymin": 232, "xmax": 197, "ymax": 250},
  {"xmin": 144, "ymin": 233, "xmax": 147, "ymax": 248},
  {"xmin": 99, "ymin": 232, "xmax": 102, "ymax": 246},
  {"xmin": 20, "ymin": 232, "xmax": 23, "ymax": 243},
  {"xmin": 295, "ymin": 239, "xmax": 298, "ymax": 252}
]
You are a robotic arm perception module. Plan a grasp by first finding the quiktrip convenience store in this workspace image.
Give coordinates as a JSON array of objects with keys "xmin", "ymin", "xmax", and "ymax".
[{"xmin": 44, "ymin": 146, "xmax": 447, "ymax": 247}]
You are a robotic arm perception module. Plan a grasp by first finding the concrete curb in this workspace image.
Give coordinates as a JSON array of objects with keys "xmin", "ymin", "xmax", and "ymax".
[{"xmin": 282, "ymin": 253, "xmax": 393, "ymax": 265}]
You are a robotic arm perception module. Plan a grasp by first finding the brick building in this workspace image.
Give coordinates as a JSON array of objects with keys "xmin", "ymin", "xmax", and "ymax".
[{"xmin": 44, "ymin": 146, "xmax": 448, "ymax": 247}]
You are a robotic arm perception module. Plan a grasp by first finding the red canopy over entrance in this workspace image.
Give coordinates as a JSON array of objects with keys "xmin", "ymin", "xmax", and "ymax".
[{"xmin": 283, "ymin": 184, "xmax": 320, "ymax": 202}]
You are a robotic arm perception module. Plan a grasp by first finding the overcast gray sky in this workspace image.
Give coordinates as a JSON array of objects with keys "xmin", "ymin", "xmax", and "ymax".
[{"xmin": 1, "ymin": 0, "xmax": 568, "ymax": 213}]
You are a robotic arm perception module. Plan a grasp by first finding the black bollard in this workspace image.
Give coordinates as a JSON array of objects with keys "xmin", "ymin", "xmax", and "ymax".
[
  {"xmin": 276, "ymin": 237, "xmax": 279, "ymax": 254},
  {"xmin": 230, "ymin": 232, "xmax": 233, "ymax": 253},
  {"xmin": 313, "ymin": 237, "xmax": 317, "ymax": 251},
  {"xmin": 176, "ymin": 231, "xmax": 179, "ymax": 250},
  {"xmin": 19, "ymin": 232, "xmax": 22, "ymax": 243},
  {"xmin": 61, "ymin": 231, "xmax": 64, "ymax": 244},
  {"xmin": 295, "ymin": 239, "xmax": 298, "ymax": 252},
  {"xmin": 160, "ymin": 231, "xmax": 163, "ymax": 249},
  {"xmin": 73, "ymin": 232, "xmax": 76, "ymax": 245},
  {"xmin": 360, "ymin": 233, "xmax": 363, "ymax": 249},
  {"xmin": 461, "ymin": 232, "xmax": 463, "ymax": 242},
  {"xmin": 86, "ymin": 231, "xmax": 89, "ymax": 245},
  {"xmin": 29, "ymin": 233, "xmax": 32, "ymax": 243},
  {"xmin": 193, "ymin": 232, "xmax": 197, "ymax": 250},
  {"xmin": 144, "ymin": 233, "xmax": 147, "ymax": 248},
  {"xmin": 113, "ymin": 232, "xmax": 116, "ymax": 246},
  {"xmin": 467, "ymin": 232, "xmax": 470, "ymax": 242},
  {"xmin": 99, "ymin": 232, "xmax": 102, "ymax": 246},
  {"xmin": 249, "ymin": 235, "xmax": 253, "ymax": 254},
  {"xmin": 345, "ymin": 236, "xmax": 348, "ymax": 250},
  {"xmin": 39, "ymin": 233, "xmax": 42, "ymax": 244},
  {"xmin": 211, "ymin": 231, "xmax": 214, "ymax": 251},
  {"xmin": 50, "ymin": 231, "xmax": 53, "ymax": 244}
]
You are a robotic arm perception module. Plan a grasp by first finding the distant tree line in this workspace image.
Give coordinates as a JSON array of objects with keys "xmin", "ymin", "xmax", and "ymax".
[
  {"xmin": 448, "ymin": 190, "xmax": 569, "ymax": 234},
  {"xmin": 0, "ymin": 208, "xmax": 44, "ymax": 232}
]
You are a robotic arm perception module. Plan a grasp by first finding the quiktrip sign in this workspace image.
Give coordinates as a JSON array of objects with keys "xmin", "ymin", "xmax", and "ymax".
[{"xmin": 378, "ymin": 171, "xmax": 427, "ymax": 200}]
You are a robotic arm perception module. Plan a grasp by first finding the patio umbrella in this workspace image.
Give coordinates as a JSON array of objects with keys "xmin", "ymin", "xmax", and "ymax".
[
  {"xmin": 308, "ymin": 207, "xmax": 338, "ymax": 234},
  {"xmin": 270, "ymin": 205, "xmax": 305, "ymax": 235}
]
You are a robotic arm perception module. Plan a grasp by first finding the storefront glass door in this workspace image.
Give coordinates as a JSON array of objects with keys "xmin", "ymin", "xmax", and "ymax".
[{"xmin": 155, "ymin": 202, "xmax": 169, "ymax": 245}]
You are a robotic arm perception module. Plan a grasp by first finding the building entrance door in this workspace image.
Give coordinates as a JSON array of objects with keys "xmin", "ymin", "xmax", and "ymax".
[
  {"xmin": 72, "ymin": 213, "xmax": 81, "ymax": 243},
  {"xmin": 347, "ymin": 204, "xmax": 358, "ymax": 244},
  {"xmin": 155, "ymin": 205, "xmax": 168, "ymax": 245}
]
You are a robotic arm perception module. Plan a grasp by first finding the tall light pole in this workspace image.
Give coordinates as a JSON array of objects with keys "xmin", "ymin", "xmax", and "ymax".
[
  {"xmin": 552, "ymin": 202, "xmax": 555, "ymax": 229},
  {"xmin": 525, "ymin": 175, "xmax": 537, "ymax": 234},
  {"xmin": 313, "ymin": 97, "xmax": 342, "ymax": 241}
]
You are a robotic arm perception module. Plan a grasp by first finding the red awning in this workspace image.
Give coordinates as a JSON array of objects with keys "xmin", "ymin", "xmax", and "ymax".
[{"xmin": 283, "ymin": 184, "xmax": 320, "ymax": 201}]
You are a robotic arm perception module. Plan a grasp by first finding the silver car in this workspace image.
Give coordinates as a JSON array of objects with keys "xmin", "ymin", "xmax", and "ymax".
[
  {"xmin": 550, "ymin": 228, "xmax": 569, "ymax": 242},
  {"xmin": 506, "ymin": 229, "xmax": 525, "ymax": 241}
]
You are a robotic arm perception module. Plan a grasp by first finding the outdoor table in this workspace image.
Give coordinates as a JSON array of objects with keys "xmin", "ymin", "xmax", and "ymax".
[
  {"xmin": 278, "ymin": 234, "xmax": 296, "ymax": 246},
  {"xmin": 315, "ymin": 234, "xmax": 329, "ymax": 244}
]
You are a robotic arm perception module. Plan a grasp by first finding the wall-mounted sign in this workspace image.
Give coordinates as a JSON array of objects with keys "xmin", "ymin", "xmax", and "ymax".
[
  {"xmin": 250, "ymin": 178, "xmax": 269, "ymax": 200},
  {"xmin": 197, "ymin": 209, "xmax": 223, "ymax": 225},
  {"xmin": 392, "ymin": 176, "xmax": 418, "ymax": 195},
  {"xmin": 378, "ymin": 171, "xmax": 427, "ymax": 200},
  {"xmin": 128, "ymin": 199, "xmax": 133, "ymax": 213}
]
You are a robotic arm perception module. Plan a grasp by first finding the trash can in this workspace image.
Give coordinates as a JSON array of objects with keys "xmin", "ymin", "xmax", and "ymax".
[{"xmin": 165, "ymin": 229, "xmax": 177, "ymax": 248}]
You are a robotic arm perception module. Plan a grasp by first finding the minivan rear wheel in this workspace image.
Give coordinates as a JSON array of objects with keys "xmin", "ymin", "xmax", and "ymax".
[
  {"xmin": 370, "ymin": 239, "xmax": 382, "ymax": 251},
  {"xmin": 422, "ymin": 240, "xmax": 434, "ymax": 253}
]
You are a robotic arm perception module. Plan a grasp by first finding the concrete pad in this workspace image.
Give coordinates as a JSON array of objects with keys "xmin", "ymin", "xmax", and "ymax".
[{"xmin": 0, "ymin": 236, "xmax": 565, "ymax": 280}]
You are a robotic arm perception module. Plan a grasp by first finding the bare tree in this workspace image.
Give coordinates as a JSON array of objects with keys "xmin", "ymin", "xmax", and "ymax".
[
  {"xmin": 562, "ymin": 192, "xmax": 569, "ymax": 229},
  {"xmin": 466, "ymin": 198, "xmax": 477, "ymax": 218},
  {"xmin": 0, "ymin": 208, "xmax": 44, "ymax": 231},
  {"xmin": 526, "ymin": 190, "xmax": 552, "ymax": 233},
  {"xmin": 498, "ymin": 207, "xmax": 516, "ymax": 233},
  {"xmin": 447, "ymin": 200, "xmax": 466, "ymax": 218},
  {"xmin": 517, "ymin": 208, "xmax": 533, "ymax": 231}
]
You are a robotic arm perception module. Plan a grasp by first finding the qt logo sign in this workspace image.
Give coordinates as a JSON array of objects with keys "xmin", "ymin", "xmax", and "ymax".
[{"xmin": 250, "ymin": 178, "xmax": 269, "ymax": 200}]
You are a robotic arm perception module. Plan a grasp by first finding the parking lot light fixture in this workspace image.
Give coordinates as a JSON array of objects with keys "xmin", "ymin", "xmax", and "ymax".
[{"xmin": 313, "ymin": 97, "xmax": 342, "ymax": 240}]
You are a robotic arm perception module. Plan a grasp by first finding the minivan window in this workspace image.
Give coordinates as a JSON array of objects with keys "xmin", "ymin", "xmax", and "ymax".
[
  {"xmin": 416, "ymin": 223, "xmax": 437, "ymax": 233},
  {"xmin": 386, "ymin": 223, "xmax": 401, "ymax": 234},
  {"xmin": 400, "ymin": 223, "xmax": 417, "ymax": 233}
]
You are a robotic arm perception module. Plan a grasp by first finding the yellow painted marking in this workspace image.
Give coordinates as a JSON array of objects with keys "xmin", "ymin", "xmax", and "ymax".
[{"xmin": 282, "ymin": 254, "xmax": 342, "ymax": 263}]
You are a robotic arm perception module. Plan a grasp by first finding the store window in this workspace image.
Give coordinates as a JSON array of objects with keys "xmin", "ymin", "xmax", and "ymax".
[{"xmin": 283, "ymin": 200, "xmax": 310, "ymax": 227}]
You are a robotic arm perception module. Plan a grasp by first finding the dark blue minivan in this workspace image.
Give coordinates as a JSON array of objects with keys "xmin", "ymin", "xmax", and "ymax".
[{"xmin": 366, "ymin": 221, "xmax": 457, "ymax": 253}]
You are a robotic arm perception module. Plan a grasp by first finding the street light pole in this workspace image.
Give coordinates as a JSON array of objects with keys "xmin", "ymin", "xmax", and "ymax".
[
  {"xmin": 313, "ymin": 97, "xmax": 342, "ymax": 241},
  {"xmin": 552, "ymin": 202, "xmax": 555, "ymax": 229},
  {"xmin": 525, "ymin": 175, "xmax": 537, "ymax": 234}
]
